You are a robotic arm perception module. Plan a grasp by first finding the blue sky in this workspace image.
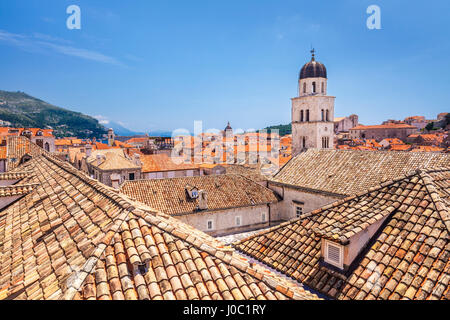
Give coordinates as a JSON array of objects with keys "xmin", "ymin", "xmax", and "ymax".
[{"xmin": 0, "ymin": 0, "xmax": 449, "ymax": 133}]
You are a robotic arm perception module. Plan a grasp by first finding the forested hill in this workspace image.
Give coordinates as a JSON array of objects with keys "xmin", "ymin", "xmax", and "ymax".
[{"xmin": 0, "ymin": 90, "xmax": 107, "ymax": 138}]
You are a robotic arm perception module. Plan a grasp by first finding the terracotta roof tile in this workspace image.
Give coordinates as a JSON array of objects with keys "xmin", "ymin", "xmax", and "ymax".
[
  {"xmin": 120, "ymin": 175, "xmax": 277, "ymax": 216},
  {"xmin": 0, "ymin": 136, "xmax": 319, "ymax": 300},
  {"xmin": 236, "ymin": 168, "xmax": 450, "ymax": 300},
  {"xmin": 272, "ymin": 150, "xmax": 450, "ymax": 196}
]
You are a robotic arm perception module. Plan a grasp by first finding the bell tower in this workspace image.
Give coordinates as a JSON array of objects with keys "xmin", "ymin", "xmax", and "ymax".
[{"xmin": 292, "ymin": 49, "xmax": 335, "ymax": 156}]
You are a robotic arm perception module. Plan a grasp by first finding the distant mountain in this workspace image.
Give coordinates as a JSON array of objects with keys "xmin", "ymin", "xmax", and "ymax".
[
  {"xmin": 148, "ymin": 130, "xmax": 172, "ymax": 137},
  {"xmin": 107, "ymin": 121, "xmax": 145, "ymax": 136},
  {"xmin": 0, "ymin": 90, "xmax": 107, "ymax": 138},
  {"xmin": 261, "ymin": 123, "xmax": 292, "ymax": 136}
]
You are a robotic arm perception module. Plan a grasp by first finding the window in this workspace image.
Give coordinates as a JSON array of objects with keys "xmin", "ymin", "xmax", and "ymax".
[
  {"xmin": 129, "ymin": 173, "xmax": 135, "ymax": 181},
  {"xmin": 306, "ymin": 110, "xmax": 310, "ymax": 122},
  {"xmin": 235, "ymin": 216, "xmax": 241, "ymax": 227},
  {"xmin": 300, "ymin": 110, "xmax": 304, "ymax": 122},
  {"xmin": 326, "ymin": 110, "xmax": 329, "ymax": 121},
  {"xmin": 295, "ymin": 206, "xmax": 303, "ymax": 218},
  {"xmin": 261, "ymin": 212, "xmax": 266, "ymax": 222},
  {"xmin": 324, "ymin": 240, "xmax": 343, "ymax": 269},
  {"xmin": 321, "ymin": 109, "xmax": 324, "ymax": 121},
  {"xmin": 321, "ymin": 82, "xmax": 324, "ymax": 93},
  {"xmin": 303, "ymin": 82, "xmax": 306, "ymax": 93},
  {"xmin": 322, "ymin": 137, "xmax": 330, "ymax": 148},
  {"xmin": 302, "ymin": 137, "xmax": 306, "ymax": 149},
  {"xmin": 207, "ymin": 220, "xmax": 213, "ymax": 230},
  {"xmin": 312, "ymin": 82, "xmax": 316, "ymax": 93}
]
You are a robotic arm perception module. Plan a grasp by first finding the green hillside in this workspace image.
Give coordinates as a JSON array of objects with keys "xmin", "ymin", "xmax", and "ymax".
[
  {"xmin": 0, "ymin": 90, "xmax": 107, "ymax": 138},
  {"xmin": 260, "ymin": 123, "xmax": 292, "ymax": 136}
]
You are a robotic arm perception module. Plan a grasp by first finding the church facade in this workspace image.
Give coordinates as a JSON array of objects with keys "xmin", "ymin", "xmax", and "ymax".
[{"xmin": 292, "ymin": 50, "xmax": 335, "ymax": 156}]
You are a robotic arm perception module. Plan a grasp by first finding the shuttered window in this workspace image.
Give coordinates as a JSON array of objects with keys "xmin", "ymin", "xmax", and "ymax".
[{"xmin": 325, "ymin": 241, "xmax": 343, "ymax": 269}]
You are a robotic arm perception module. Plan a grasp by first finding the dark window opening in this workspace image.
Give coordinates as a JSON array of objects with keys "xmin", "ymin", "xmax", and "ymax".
[
  {"xmin": 138, "ymin": 264, "xmax": 148, "ymax": 275},
  {"xmin": 306, "ymin": 110, "xmax": 310, "ymax": 122},
  {"xmin": 129, "ymin": 173, "xmax": 135, "ymax": 180}
]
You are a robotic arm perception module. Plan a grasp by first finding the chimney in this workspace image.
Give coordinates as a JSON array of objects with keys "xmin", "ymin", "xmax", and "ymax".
[
  {"xmin": 85, "ymin": 144, "xmax": 93, "ymax": 157},
  {"xmin": 133, "ymin": 153, "xmax": 141, "ymax": 166},
  {"xmin": 110, "ymin": 173, "xmax": 121, "ymax": 189},
  {"xmin": 96, "ymin": 154, "xmax": 104, "ymax": 166},
  {"xmin": 198, "ymin": 190, "xmax": 208, "ymax": 210}
]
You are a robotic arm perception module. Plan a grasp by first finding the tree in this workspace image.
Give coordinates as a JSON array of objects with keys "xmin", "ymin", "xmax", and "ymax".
[{"xmin": 425, "ymin": 122, "xmax": 434, "ymax": 131}]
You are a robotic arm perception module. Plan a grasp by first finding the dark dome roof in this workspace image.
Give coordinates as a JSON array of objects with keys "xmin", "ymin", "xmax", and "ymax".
[
  {"xmin": 224, "ymin": 122, "xmax": 232, "ymax": 131},
  {"xmin": 299, "ymin": 51, "xmax": 327, "ymax": 80}
]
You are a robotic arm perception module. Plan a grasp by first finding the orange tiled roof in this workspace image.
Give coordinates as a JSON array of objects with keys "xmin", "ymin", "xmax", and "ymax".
[
  {"xmin": 120, "ymin": 174, "xmax": 278, "ymax": 216},
  {"xmin": 236, "ymin": 168, "xmax": 450, "ymax": 300},
  {"xmin": 140, "ymin": 154, "xmax": 198, "ymax": 173},
  {"xmin": 125, "ymin": 137, "xmax": 148, "ymax": 144},
  {"xmin": 6, "ymin": 136, "xmax": 48, "ymax": 169},
  {"xmin": 0, "ymin": 127, "xmax": 54, "ymax": 137},
  {"xmin": 0, "ymin": 138, "xmax": 319, "ymax": 300},
  {"xmin": 351, "ymin": 123, "xmax": 416, "ymax": 130},
  {"xmin": 0, "ymin": 146, "xmax": 6, "ymax": 159},
  {"xmin": 390, "ymin": 144, "xmax": 412, "ymax": 151},
  {"xmin": 271, "ymin": 149, "xmax": 450, "ymax": 196},
  {"xmin": 94, "ymin": 142, "xmax": 113, "ymax": 150}
]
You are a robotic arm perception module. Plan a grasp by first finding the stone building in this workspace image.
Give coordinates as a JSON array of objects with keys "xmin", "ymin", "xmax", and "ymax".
[
  {"xmin": 349, "ymin": 123, "xmax": 417, "ymax": 141},
  {"xmin": 87, "ymin": 150, "xmax": 142, "ymax": 188},
  {"xmin": 236, "ymin": 167, "xmax": 450, "ymax": 300},
  {"xmin": 140, "ymin": 153, "xmax": 201, "ymax": 179},
  {"xmin": 334, "ymin": 114, "xmax": 358, "ymax": 134},
  {"xmin": 0, "ymin": 127, "xmax": 55, "ymax": 153},
  {"xmin": 292, "ymin": 50, "xmax": 335, "ymax": 156},
  {"xmin": 267, "ymin": 149, "xmax": 450, "ymax": 221},
  {"xmin": 120, "ymin": 174, "xmax": 279, "ymax": 237}
]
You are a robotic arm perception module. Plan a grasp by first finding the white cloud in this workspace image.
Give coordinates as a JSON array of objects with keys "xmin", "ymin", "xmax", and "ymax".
[
  {"xmin": 93, "ymin": 115, "xmax": 110, "ymax": 125},
  {"xmin": 0, "ymin": 29, "xmax": 124, "ymax": 66}
]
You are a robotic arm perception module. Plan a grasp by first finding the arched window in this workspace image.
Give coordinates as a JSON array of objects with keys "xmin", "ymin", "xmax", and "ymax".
[
  {"xmin": 326, "ymin": 110, "xmax": 329, "ymax": 121},
  {"xmin": 303, "ymin": 137, "xmax": 306, "ymax": 149},
  {"xmin": 312, "ymin": 82, "xmax": 316, "ymax": 93},
  {"xmin": 321, "ymin": 109, "xmax": 324, "ymax": 121},
  {"xmin": 44, "ymin": 142, "xmax": 50, "ymax": 152},
  {"xmin": 300, "ymin": 110, "xmax": 304, "ymax": 122},
  {"xmin": 303, "ymin": 83, "xmax": 306, "ymax": 93},
  {"xmin": 321, "ymin": 82, "xmax": 325, "ymax": 93},
  {"xmin": 306, "ymin": 110, "xmax": 310, "ymax": 122}
]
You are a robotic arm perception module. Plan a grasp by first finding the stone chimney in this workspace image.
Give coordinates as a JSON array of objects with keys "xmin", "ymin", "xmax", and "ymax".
[
  {"xmin": 133, "ymin": 153, "xmax": 142, "ymax": 166},
  {"xmin": 198, "ymin": 190, "xmax": 208, "ymax": 210},
  {"xmin": 85, "ymin": 144, "xmax": 93, "ymax": 157},
  {"xmin": 96, "ymin": 154, "xmax": 105, "ymax": 166},
  {"xmin": 110, "ymin": 173, "xmax": 121, "ymax": 189}
]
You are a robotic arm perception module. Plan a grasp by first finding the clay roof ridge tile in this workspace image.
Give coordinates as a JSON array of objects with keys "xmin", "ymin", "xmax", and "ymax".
[
  {"xmin": 419, "ymin": 170, "xmax": 450, "ymax": 233},
  {"xmin": 62, "ymin": 208, "xmax": 131, "ymax": 300}
]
